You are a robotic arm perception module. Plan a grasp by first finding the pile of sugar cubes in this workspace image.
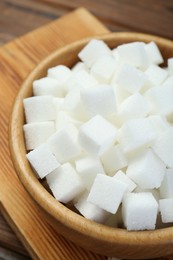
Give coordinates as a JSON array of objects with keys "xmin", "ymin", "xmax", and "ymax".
[{"xmin": 23, "ymin": 39, "xmax": 173, "ymax": 231}]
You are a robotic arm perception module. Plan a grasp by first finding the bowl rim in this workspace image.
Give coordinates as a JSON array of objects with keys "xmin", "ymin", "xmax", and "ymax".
[{"xmin": 9, "ymin": 32, "xmax": 173, "ymax": 247}]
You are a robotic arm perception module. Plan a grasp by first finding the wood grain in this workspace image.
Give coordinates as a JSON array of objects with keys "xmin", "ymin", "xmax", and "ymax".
[
  {"xmin": 0, "ymin": 8, "xmax": 109, "ymax": 259},
  {"xmin": 0, "ymin": 247, "xmax": 30, "ymax": 260},
  {"xmin": 0, "ymin": 0, "xmax": 173, "ymax": 46},
  {"xmin": 0, "ymin": 214, "xmax": 28, "ymax": 256},
  {"xmin": 43, "ymin": 0, "xmax": 173, "ymax": 39}
]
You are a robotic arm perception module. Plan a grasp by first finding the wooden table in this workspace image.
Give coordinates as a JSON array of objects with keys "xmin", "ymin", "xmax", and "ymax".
[{"xmin": 0, "ymin": 1, "xmax": 173, "ymax": 259}]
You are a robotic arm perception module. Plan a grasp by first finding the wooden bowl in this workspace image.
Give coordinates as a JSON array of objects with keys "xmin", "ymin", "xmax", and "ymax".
[{"xmin": 9, "ymin": 32, "xmax": 173, "ymax": 259}]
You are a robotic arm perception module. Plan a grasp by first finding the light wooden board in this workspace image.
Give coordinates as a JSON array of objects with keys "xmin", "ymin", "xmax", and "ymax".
[{"xmin": 0, "ymin": 8, "xmax": 109, "ymax": 259}]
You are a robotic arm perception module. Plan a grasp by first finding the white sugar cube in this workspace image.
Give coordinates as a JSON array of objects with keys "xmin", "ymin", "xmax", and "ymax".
[
  {"xmin": 112, "ymin": 83, "xmax": 131, "ymax": 107},
  {"xmin": 134, "ymin": 187, "xmax": 160, "ymax": 203},
  {"xmin": 87, "ymin": 174, "xmax": 127, "ymax": 214},
  {"xmin": 163, "ymin": 76, "xmax": 173, "ymax": 86},
  {"xmin": 152, "ymin": 128, "xmax": 173, "ymax": 168},
  {"xmin": 78, "ymin": 39, "xmax": 112, "ymax": 68},
  {"xmin": 33, "ymin": 77, "xmax": 65, "ymax": 97},
  {"xmin": 65, "ymin": 70, "xmax": 97, "ymax": 92},
  {"xmin": 145, "ymin": 84, "xmax": 173, "ymax": 118},
  {"xmin": 53, "ymin": 97, "xmax": 64, "ymax": 120},
  {"xmin": 23, "ymin": 96, "xmax": 56, "ymax": 123},
  {"xmin": 23, "ymin": 122, "xmax": 55, "ymax": 150},
  {"xmin": 159, "ymin": 169, "xmax": 173, "ymax": 199},
  {"xmin": 145, "ymin": 64, "xmax": 168, "ymax": 86},
  {"xmin": 118, "ymin": 118, "xmax": 156, "ymax": 154},
  {"xmin": 168, "ymin": 58, "xmax": 173, "ymax": 76},
  {"xmin": 101, "ymin": 144, "xmax": 127, "ymax": 176},
  {"xmin": 159, "ymin": 198, "xmax": 173, "ymax": 223},
  {"xmin": 47, "ymin": 127, "xmax": 81, "ymax": 163},
  {"xmin": 115, "ymin": 64, "xmax": 147, "ymax": 94},
  {"xmin": 26, "ymin": 143, "xmax": 60, "ymax": 179},
  {"xmin": 48, "ymin": 65, "xmax": 72, "ymax": 85},
  {"xmin": 75, "ymin": 156, "xmax": 105, "ymax": 190},
  {"xmin": 126, "ymin": 149, "xmax": 166, "ymax": 189},
  {"xmin": 118, "ymin": 93, "xmax": 149, "ymax": 122},
  {"xmin": 116, "ymin": 42, "xmax": 149, "ymax": 70},
  {"xmin": 71, "ymin": 62, "xmax": 88, "ymax": 72},
  {"xmin": 145, "ymin": 41, "xmax": 163, "ymax": 65},
  {"xmin": 112, "ymin": 47, "xmax": 119, "ymax": 60},
  {"xmin": 46, "ymin": 163, "xmax": 84, "ymax": 203},
  {"xmin": 78, "ymin": 115, "xmax": 117, "ymax": 156},
  {"xmin": 81, "ymin": 85, "xmax": 117, "ymax": 117},
  {"xmin": 122, "ymin": 192, "xmax": 158, "ymax": 230},
  {"xmin": 56, "ymin": 111, "xmax": 82, "ymax": 130},
  {"xmin": 106, "ymin": 113, "xmax": 122, "ymax": 128},
  {"xmin": 74, "ymin": 191, "xmax": 109, "ymax": 223},
  {"xmin": 148, "ymin": 115, "xmax": 170, "ymax": 137},
  {"xmin": 90, "ymin": 55, "xmax": 118, "ymax": 83},
  {"xmin": 113, "ymin": 170, "xmax": 136, "ymax": 192},
  {"xmin": 63, "ymin": 89, "xmax": 88, "ymax": 121},
  {"xmin": 53, "ymin": 97, "xmax": 64, "ymax": 113}
]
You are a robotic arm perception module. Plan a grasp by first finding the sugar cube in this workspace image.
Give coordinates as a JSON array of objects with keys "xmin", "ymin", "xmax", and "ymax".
[
  {"xmin": 63, "ymin": 89, "xmax": 88, "ymax": 121},
  {"xmin": 23, "ymin": 121, "xmax": 55, "ymax": 150},
  {"xmin": 47, "ymin": 127, "xmax": 81, "ymax": 163},
  {"xmin": 78, "ymin": 115, "xmax": 117, "ymax": 156},
  {"xmin": 101, "ymin": 144, "xmax": 128, "ymax": 176},
  {"xmin": 168, "ymin": 58, "xmax": 173, "ymax": 76},
  {"xmin": 113, "ymin": 170, "xmax": 136, "ymax": 192},
  {"xmin": 118, "ymin": 93, "xmax": 149, "ymax": 122},
  {"xmin": 90, "ymin": 55, "xmax": 118, "ymax": 83},
  {"xmin": 26, "ymin": 143, "xmax": 60, "ymax": 179},
  {"xmin": 23, "ymin": 96, "xmax": 56, "ymax": 123},
  {"xmin": 134, "ymin": 187, "xmax": 160, "ymax": 203},
  {"xmin": 163, "ymin": 76, "xmax": 173, "ymax": 86},
  {"xmin": 159, "ymin": 198, "xmax": 173, "ymax": 223},
  {"xmin": 78, "ymin": 39, "xmax": 112, "ymax": 68},
  {"xmin": 145, "ymin": 41, "xmax": 163, "ymax": 65},
  {"xmin": 71, "ymin": 62, "xmax": 88, "ymax": 72},
  {"xmin": 116, "ymin": 42, "xmax": 149, "ymax": 70},
  {"xmin": 122, "ymin": 192, "xmax": 158, "ymax": 230},
  {"xmin": 148, "ymin": 115, "xmax": 170, "ymax": 137},
  {"xmin": 115, "ymin": 64, "xmax": 147, "ymax": 93},
  {"xmin": 118, "ymin": 118, "xmax": 156, "ymax": 154},
  {"xmin": 112, "ymin": 83, "xmax": 131, "ymax": 107},
  {"xmin": 159, "ymin": 168, "xmax": 173, "ymax": 199},
  {"xmin": 56, "ymin": 111, "xmax": 82, "ymax": 130},
  {"xmin": 75, "ymin": 156, "xmax": 105, "ymax": 190},
  {"xmin": 81, "ymin": 84, "xmax": 117, "ymax": 117},
  {"xmin": 47, "ymin": 65, "xmax": 72, "ymax": 84},
  {"xmin": 126, "ymin": 149, "xmax": 166, "ymax": 189},
  {"xmin": 87, "ymin": 174, "xmax": 127, "ymax": 214},
  {"xmin": 33, "ymin": 77, "xmax": 65, "ymax": 97},
  {"xmin": 46, "ymin": 163, "xmax": 84, "ymax": 203},
  {"xmin": 74, "ymin": 191, "xmax": 109, "ymax": 223},
  {"xmin": 152, "ymin": 128, "xmax": 173, "ymax": 168},
  {"xmin": 145, "ymin": 64, "xmax": 168, "ymax": 86},
  {"xmin": 65, "ymin": 69, "xmax": 97, "ymax": 92},
  {"xmin": 145, "ymin": 84, "xmax": 173, "ymax": 119},
  {"xmin": 53, "ymin": 97, "xmax": 64, "ymax": 113}
]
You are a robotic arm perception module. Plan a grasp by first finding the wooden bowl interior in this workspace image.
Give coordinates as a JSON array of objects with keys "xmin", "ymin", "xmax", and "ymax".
[{"xmin": 9, "ymin": 32, "xmax": 173, "ymax": 259}]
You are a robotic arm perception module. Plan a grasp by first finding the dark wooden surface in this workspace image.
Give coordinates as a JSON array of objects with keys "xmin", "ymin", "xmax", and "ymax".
[
  {"xmin": 0, "ymin": 0, "xmax": 173, "ymax": 46},
  {"xmin": 0, "ymin": 0, "xmax": 173, "ymax": 259}
]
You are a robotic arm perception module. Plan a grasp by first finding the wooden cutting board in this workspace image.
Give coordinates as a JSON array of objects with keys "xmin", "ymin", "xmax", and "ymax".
[{"xmin": 0, "ymin": 8, "xmax": 109, "ymax": 259}]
